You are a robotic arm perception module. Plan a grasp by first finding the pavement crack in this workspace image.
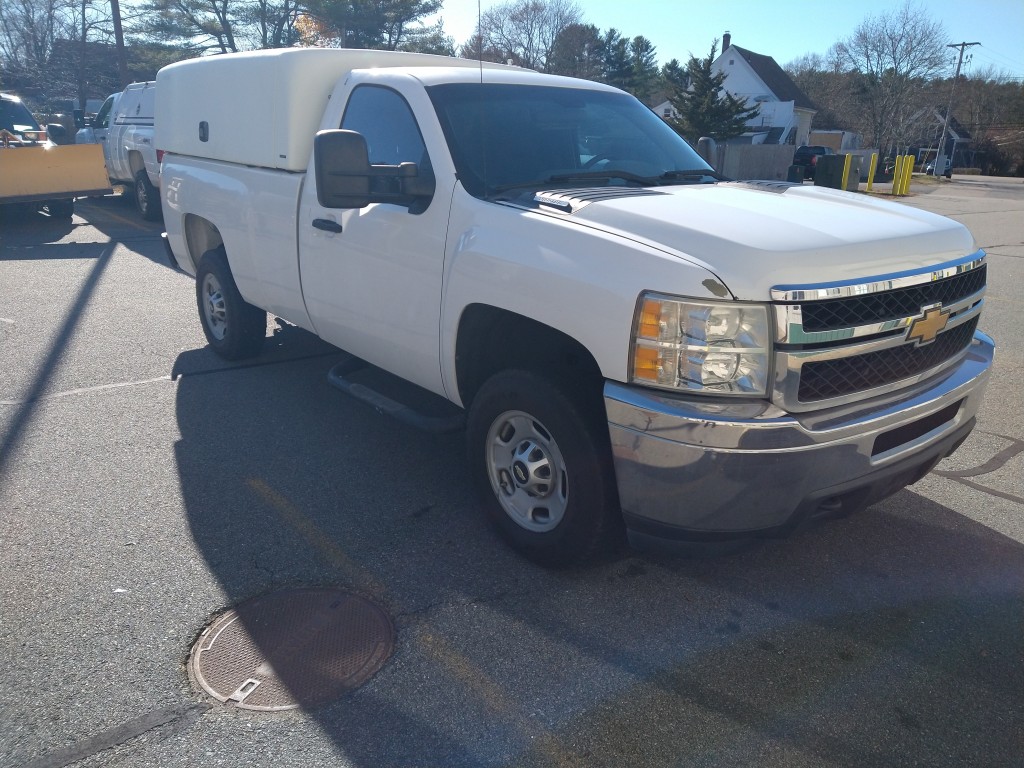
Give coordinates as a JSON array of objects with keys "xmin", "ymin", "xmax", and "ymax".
[
  {"xmin": 936, "ymin": 432, "xmax": 1024, "ymax": 478},
  {"xmin": 16, "ymin": 703, "xmax": 211, "ymax": 768}
]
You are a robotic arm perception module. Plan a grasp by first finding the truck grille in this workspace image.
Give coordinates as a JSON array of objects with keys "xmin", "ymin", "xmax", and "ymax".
[
  {"xmin": 798, "ymin": 317, "xmax": 979, "ymax": 402},
  {"xmin": 801, "ymin": 266, "xmax": 987, "ymax": 332},
  {"xmin": 772, "ymin": 252, "xmax": 986, "ymax": 411}
]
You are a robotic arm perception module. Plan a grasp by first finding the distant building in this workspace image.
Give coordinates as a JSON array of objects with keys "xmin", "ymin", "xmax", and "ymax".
[
  {"xmin": 650, "ymin": 33, "xmax": 816, "ymax": 144},
  {"xmin": 648, "ymin": 89, "xmax": 680, "ymax": 121},
  {"xmin": 809, "ymin": 130, "xmax": 862, "ymax": 152},
  {"xmin": 913, "ymin": 106, "xmax": 972, "ymax": 167},
  {"xmin": 712, "ymin": 32, "xmax": 816, "ymax": 146}
]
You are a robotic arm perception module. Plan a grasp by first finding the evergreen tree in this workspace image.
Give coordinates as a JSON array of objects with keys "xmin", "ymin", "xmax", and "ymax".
[
  {"xmin": 601, "ymin": 28, "xmax": 630, "ymax": 91},
  {"xmin": 668, "ymin": 40, "xmax": 759, "ymax": 142},
  {"xmin": 547, "ymin": 22, "xmax": 603, "ymax": 80},
  {"xmin": 628, "ymin": 35, "xmax": 658, "ymax": 102}
]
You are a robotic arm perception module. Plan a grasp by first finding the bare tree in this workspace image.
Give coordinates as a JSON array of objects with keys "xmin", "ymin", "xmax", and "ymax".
[
  {"xmin": 831, "ymin": 0, "xmax": 951, "ymax": 154},
  {"xmin": 297, "ymin": 0, "xmax": 439, "ymax": 50},
  {"xmin": 239, "ymin": 0, "xmax": 304, "ymax": 48},
  {"xmin": 786, "ymin": 52, "xmax": 860, "ymax": 134},
  {"xmin": 0, "ymin": 0, "xmax": 116, "ymax": 105},
  {"xmin": 1, "ymin": 0, "xmax": 65, "ymax": 71},
  {"xmin": 469, "ymin": 0, "xmax": 581, "ymax": 71}
]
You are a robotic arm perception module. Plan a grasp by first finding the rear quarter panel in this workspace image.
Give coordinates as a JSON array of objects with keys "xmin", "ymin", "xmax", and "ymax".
[{"xmin": 161, "ymin": 155, "xmax": 313, "ymax": 331}]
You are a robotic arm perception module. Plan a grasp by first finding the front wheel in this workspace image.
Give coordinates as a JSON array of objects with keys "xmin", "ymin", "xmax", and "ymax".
[
  {"xmin": 134, "ymin": 169, "xmax": 161, "ymax": 221},
  {"xmin": 467, "ymin": 370, "xmax": 622, "ymax": 566},
  {"xmin": 195, "ymin": 247, "xmax": 267, "ymax": 360}
]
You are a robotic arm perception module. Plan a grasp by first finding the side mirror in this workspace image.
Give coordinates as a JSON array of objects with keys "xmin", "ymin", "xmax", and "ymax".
[
  {"xmin": 73, "ymin": 109, "xmax": 85, "ymax": 129},
  {"xmin": 314, "ymin": 129, "xmax": 373, "ymax": 209},
  {"xmin": 314, "ymin": 129, "xmax": 434, "ymax": 211},
  {"xmin": 46, "ymin": 123, "xmax": 68, "ymax": 144}
]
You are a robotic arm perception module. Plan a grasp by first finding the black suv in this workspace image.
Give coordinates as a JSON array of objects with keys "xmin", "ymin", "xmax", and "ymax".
[{"xmin": 792, "ymin": 145, "xmax": 835, "ymax": 180}]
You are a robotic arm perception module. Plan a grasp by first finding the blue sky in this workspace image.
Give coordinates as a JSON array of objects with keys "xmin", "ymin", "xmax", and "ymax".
[{"xmin": 426, "ymin": 0, "xmax": 1024, "ymax": 79}]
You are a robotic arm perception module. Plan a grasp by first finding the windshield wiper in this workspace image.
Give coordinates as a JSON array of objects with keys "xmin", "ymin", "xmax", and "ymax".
[
  {"xmin": 548, "ymin": 170, "xmax": 653, "ymax": 185},
  {"xmin": 490, "ymin": 170, "xmax": 651, "ymax": 195},
  {"xmin": 656, "ymin": 169, "xmax": 725, "ymax": 182},
  {"xmin": 488, "ymin": 167, "xmax": 724, "ymax": 197}
]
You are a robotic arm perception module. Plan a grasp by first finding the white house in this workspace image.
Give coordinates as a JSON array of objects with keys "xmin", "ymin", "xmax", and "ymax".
[{"xmin": 711, "ymin": 32, "xmax": 816, "ymax": 145}]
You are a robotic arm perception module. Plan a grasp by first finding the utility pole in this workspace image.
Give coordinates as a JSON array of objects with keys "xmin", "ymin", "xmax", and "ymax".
[
  {"xmin": 934, "ymin": 41, "xmax": 979, "ymax": 177},
  {"xmin": 110, "ymin": 0, "xmax": 128, "ymax": 89}
]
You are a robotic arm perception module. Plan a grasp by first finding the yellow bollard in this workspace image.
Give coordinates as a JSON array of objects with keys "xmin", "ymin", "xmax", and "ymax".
[
  {"xmin": 866, "ymin": 153, "xmax": 878, "ymax": 193},
  {"xmin": 900, "ymin": 154, "xmax": 914, "ymax": 196},
  {"xmin": 892, "ymin": 156, "xmax": 903, "ymax": 195},
  {"xmin": 841, "ymin": 153, "xmax": 852, "ymax": 191}
]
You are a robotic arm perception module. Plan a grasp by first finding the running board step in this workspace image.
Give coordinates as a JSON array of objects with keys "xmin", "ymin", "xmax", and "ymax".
[{"xmin": 327, "ymin": 357, "xmax": 465, "ymax": 434}]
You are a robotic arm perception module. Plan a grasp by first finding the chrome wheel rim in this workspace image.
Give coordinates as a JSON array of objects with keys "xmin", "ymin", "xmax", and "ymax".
[
  {"xmin": 201, "ymin": 273, "xmax": 228, "ymax": 341},
  {"xmin": 485, "ymin": 410, "xmax": 568, "ymax": 532}
]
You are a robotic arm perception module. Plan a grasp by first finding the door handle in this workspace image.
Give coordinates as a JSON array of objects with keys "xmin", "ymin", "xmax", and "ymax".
[{"xmin": 312, "ymin": 218, "xmax": 343, "ymax": 233}]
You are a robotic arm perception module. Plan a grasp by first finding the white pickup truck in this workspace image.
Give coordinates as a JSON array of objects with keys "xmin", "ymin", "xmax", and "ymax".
[
  {"xmin": 157, "ymin": 49, "xmax": 993, "ymax": 565},
  {"xmin": 76, "ymin": 81, "xmax": 161, "ymax": 220}
]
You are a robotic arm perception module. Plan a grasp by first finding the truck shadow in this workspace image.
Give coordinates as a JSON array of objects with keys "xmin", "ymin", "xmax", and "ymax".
[
  {"xmin": 172, "ymin": 342, "xmax": 1024, "ymax": 767},
  {"xmin": 0, "ymin": 203, "xmax": 76, "ymax": 243},
  {"xmin": 62, "ymin": 195, "xmax": 172, "ymax": 270}
]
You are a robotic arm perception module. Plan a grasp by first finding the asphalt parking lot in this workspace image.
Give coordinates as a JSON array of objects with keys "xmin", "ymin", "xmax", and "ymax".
[{"xmin": 1, "ymin": 178, "xmax": 1022, "ymax": 768}]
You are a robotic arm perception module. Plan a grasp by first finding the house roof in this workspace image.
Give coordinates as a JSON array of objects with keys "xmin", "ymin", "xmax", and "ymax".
[
  {"xmin": 936, "ymin": 107, "xmax": 971, "ymax": 140},
  {"xmin": 727, "ymin": 44, "xmax": 816, "ymax": 111}
]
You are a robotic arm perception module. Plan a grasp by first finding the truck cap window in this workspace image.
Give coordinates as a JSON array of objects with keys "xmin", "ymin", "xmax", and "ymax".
[{"xmin": 427, "ymin": 83, "xmax": 715, "ymax": 199}]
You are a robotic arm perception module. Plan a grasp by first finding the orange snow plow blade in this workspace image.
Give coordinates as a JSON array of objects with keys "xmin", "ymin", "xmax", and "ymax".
[{"xmin": 0, "ymin": 143, "xmax": 111, "ymax": 204}]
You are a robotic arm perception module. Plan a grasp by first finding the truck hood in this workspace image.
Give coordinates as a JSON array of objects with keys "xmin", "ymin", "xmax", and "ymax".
[{"xmin": 559, "ymin": 182, "xmax": 976, "ymax": 299}]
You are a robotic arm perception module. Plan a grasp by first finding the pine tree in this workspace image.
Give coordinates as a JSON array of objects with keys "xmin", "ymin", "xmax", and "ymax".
[
  {"xmin": 668, "ymin": 41, "xmax": 759, "ymax": 142},
  {"xmin": 628, "ymin": 35, "xmax": 659, "ymax": 102}
]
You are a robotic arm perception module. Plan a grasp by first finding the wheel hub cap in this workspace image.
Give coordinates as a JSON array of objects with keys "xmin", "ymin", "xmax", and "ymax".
[
  {"xmin": 510, "ymin": 440, "xmax": 552, "ymax": 496},
  {"xmin": 203, "ymin": 275, "xmax": 227, "ymax": 340},
  {"xmin": 485, "ymin": 411, "xmax": 568, "ymax": 533}
]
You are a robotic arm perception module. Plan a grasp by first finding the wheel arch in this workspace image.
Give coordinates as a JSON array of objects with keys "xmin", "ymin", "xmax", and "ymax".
[
  {"xmin": 127, "ymin": 149, "xmax": 146, "ymax": 177},
  {"xmin": 455, "ymin": 304, "xmax": 606, "ymax": 413},
  {"xmin": 181, "ymin": 215, "xmax": 224, "ymax": 274}
]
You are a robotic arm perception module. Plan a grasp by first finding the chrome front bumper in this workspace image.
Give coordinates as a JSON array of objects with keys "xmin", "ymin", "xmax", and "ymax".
[{"xmin": 605, "ymin": 332, "xmax": 994, "ymax": 542}]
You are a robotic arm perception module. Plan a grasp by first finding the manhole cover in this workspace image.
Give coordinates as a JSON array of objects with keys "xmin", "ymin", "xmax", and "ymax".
[{"xmin": 189, "ymin": 587, "xmax": 394, "ymax": 711}]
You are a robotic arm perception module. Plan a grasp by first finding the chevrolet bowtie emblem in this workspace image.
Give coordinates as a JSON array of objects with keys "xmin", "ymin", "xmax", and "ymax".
[{"xmin": 907, "ymin": 304, "xmax": 950, "ymax": 346}]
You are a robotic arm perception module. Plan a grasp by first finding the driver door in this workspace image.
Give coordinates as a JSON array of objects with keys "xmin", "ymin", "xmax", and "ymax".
[{"xmin": 298, "ymin": 84, "xmax": 452, "ymax": 397}]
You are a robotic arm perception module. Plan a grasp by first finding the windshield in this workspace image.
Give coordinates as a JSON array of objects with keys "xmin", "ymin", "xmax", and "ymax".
[
  {"xmin": 0, "ymin": 97, "xmax": 42, "ymax": 138},
  {"xmin": 427, "ymin": 83, "xmax": 715, "ymax": 199}
]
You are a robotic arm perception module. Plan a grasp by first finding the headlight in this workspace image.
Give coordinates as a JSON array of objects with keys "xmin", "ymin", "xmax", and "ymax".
[{"xmin": 630, "ymin": 293, "xmax": 771, "ymax": 396}]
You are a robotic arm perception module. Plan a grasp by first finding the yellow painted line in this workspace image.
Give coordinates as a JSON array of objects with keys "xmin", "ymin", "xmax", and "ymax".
[
  {"xmin": 249, "ymin": 477, "xmax": 581, "ymax": 763},
  {"xmin": 418, "ymin": 632, "xmax": 587, "ymax": 768},
  {"xmin": 92, "ymin": 204, "xmax": 151, "ymax": 231},
  {"xmin": 246, "ymin": 477, "xmax": 389, "ymax": 602}
]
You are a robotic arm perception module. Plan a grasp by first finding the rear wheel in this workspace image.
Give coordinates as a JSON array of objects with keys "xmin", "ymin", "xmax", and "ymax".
[
  {"xmin": 195, "ymin": 247, "xmax": 267, "ymax": 360},
  {"xmin": 467, "ymin": 369, "xmax": 622, "ymax": 566},
  {"xmin": 134, "ymin": 169, "xmax": 161, "ymax": 221}
]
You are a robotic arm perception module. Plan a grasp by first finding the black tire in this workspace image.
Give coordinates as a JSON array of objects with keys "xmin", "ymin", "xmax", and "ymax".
[
  {"xmin": 134, "ymin": 169, "xmax": 161, "ymax": 221},
  {"xmin": 44, "ymin": 199, "xmax": 74, "ymax": 220},
  {"xmin": 195, "ymin": 247, "xmax": 267, "ymax": 360},
  {"xmin": 466, "ymin": 369, "xmax": 622, "ymax": 566}
]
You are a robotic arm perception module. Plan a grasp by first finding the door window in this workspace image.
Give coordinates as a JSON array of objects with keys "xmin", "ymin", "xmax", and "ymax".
[
  {"xmin": 94, "ymin": 96, "xmax": 114, "ymax": 128},
  {"xmin": 340, "ymin": 86, "xmax": 428, "ymax": 167}
]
